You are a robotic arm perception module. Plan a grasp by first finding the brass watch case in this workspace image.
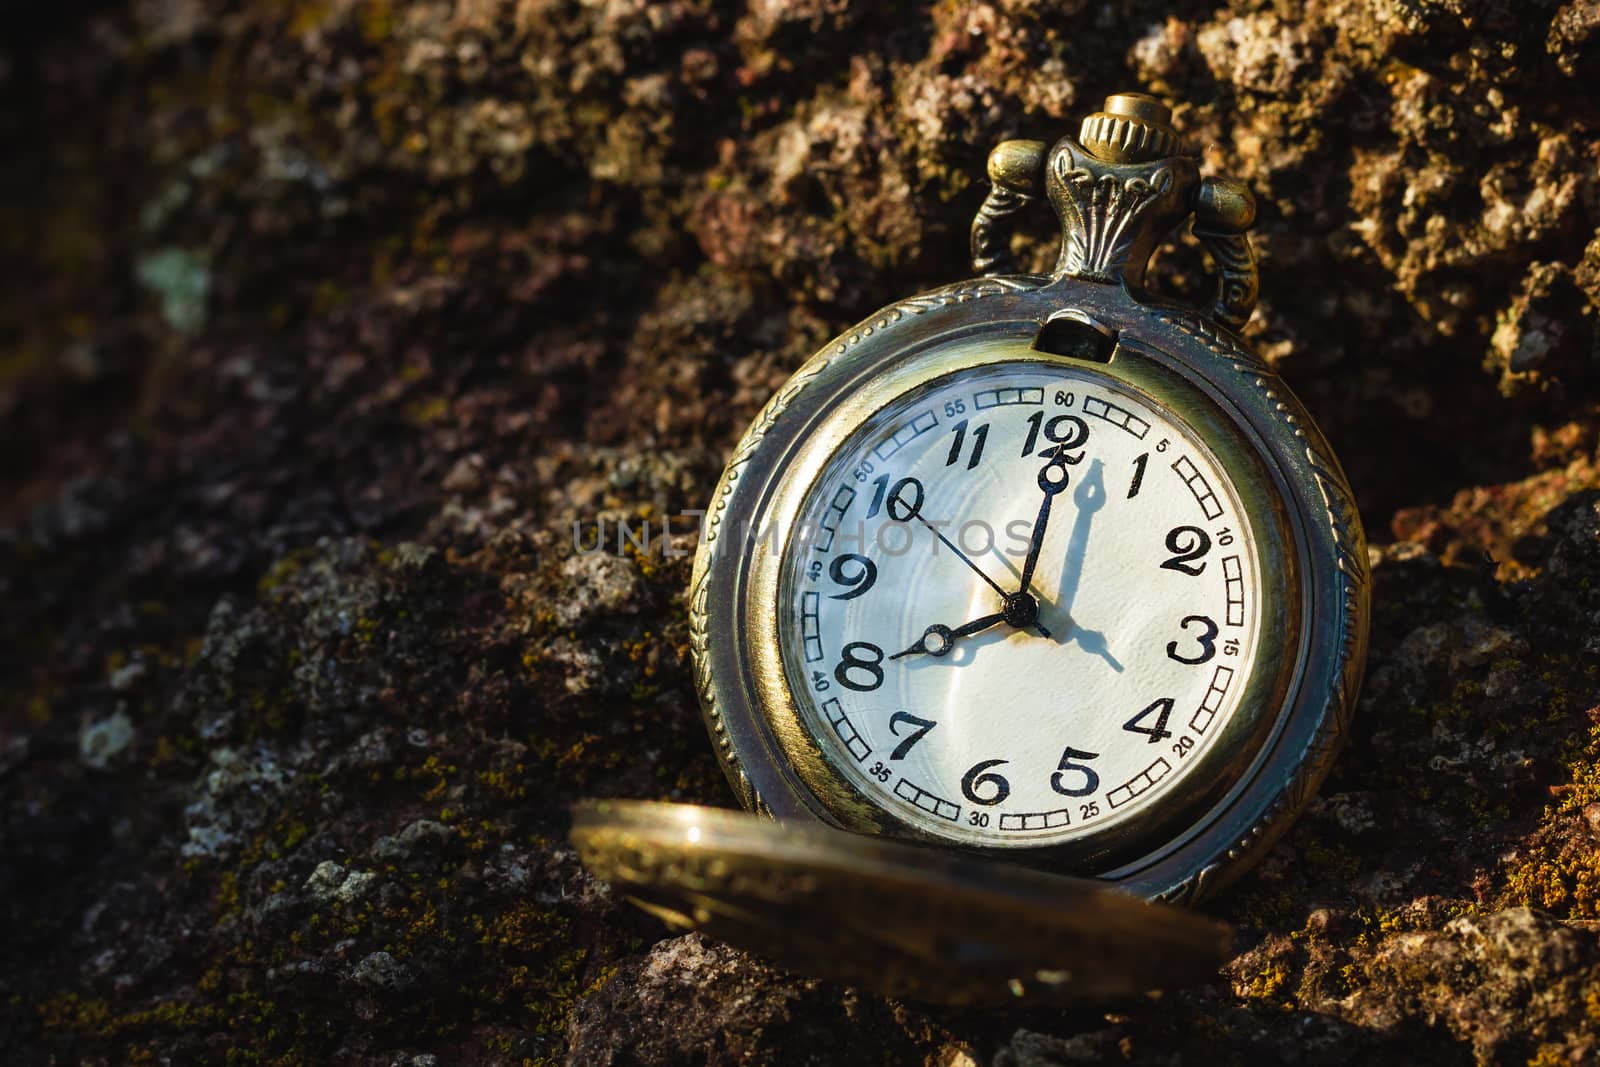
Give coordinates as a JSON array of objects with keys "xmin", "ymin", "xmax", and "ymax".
[{"xmin": 688, "ymin": 276, "xmax": 1370, "ymax": 905}]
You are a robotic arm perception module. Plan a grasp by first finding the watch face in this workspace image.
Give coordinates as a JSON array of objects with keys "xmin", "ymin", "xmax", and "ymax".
[{"xmin": 777, "ymin": 361, "xmax": 1263, "ymax": 847}]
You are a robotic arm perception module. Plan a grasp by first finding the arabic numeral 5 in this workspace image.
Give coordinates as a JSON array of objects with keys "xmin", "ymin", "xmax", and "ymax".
[
  {"xmin": 1049, "ymin": 746, "xmax": 1100, "ymax": 797},
  {"xmin": 868, "ymin": 761, "xmax": 891, "ymax": 782},
  {"xmin": 943, "ymin": 399, "xmax": 967, "ymax": 417}
]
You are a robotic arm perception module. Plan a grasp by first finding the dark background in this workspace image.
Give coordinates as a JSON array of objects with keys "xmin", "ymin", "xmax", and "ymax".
[{"xmin": 2, "ymin": 1, "xmax": 1599, "ymax": 1063}]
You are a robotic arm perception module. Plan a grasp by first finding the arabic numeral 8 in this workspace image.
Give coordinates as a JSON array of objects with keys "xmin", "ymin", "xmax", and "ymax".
[
  {"xmin": 868, "ymin": 761, "xmax": 891, "ymax": 782},
  {"xmin": 835, "ymin": 642, "xmax": 885, "ymax": 691}
]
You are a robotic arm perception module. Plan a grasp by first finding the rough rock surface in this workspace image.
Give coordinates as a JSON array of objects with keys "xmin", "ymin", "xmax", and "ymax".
[{"xmin": 3, "ymin": 1, "xmax": 1599, "ymax": 1064}]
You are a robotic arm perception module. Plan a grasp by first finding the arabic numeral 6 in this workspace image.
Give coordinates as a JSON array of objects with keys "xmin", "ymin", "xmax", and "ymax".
[
  {"xmin": 961, "ymin": 759, "xmax": 1011, "ymax": 806},
  {"xmin": 868, "ymin": 761, "xmax": 891, "ymax": 782}
]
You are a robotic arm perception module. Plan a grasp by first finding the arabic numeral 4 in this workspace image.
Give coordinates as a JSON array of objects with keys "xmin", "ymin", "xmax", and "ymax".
[{"xmin": 868, "ymin": 761, "xmax": 891, "ymax": 782}]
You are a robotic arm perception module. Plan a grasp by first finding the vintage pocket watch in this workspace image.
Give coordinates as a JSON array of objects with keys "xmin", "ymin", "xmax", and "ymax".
[{"xmin": 574, "ymin": 93, "xmax": 1370, "ymax": 1002}]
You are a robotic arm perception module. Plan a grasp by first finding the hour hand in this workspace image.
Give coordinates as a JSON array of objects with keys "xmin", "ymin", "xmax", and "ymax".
[{"xmin": 891, "ymin": 612, "xmax": 1006, "ymax": 660}]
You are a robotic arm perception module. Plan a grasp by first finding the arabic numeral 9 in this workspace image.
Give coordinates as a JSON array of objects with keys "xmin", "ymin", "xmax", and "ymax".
[{"xmin": 826, "ymin": 553, "xmax": 877, "ymax": 600}]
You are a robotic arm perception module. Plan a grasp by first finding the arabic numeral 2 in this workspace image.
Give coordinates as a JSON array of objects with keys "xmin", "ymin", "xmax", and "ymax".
[{"xmin": 868, "ymin": 761, "xmax": 891, "ymax": 782}]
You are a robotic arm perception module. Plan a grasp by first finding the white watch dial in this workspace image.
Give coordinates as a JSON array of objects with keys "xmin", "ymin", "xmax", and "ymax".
[{"xmin": 779, "ymin": 362, "xmax": 1263, "ymax": 846}]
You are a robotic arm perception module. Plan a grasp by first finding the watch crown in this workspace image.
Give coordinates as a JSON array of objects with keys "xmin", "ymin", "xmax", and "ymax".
[{"xmin": 1078, "ymin": 92, "xmax": 1180, "ymax": 165}]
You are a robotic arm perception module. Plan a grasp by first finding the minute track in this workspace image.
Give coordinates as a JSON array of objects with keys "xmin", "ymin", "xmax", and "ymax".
[{"xmin": 783, "ymin": 362, "xmax": 1264, "ymax": 847}]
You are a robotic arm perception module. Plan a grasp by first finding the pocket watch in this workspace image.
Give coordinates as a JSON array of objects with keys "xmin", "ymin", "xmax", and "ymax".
[{"xmin": 574, "ymin": 92, "xmax": 1370, "ymax": 1003}]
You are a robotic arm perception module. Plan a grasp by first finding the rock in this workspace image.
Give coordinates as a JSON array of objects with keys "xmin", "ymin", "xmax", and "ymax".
[
  {"xmin": 552, "ymin": 552, "xmax": 645, "ymax": 628},
  {"xmin": 5, "ymin": 0, "xmax": 1600, "ymax": 1063},
  {"xmin": 350, "ymin": 951, "xmax": 415, "ymax": 993},
  {"xmin": 370, "ymin": 820, "xmax": 456, "ymax": 866}
]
